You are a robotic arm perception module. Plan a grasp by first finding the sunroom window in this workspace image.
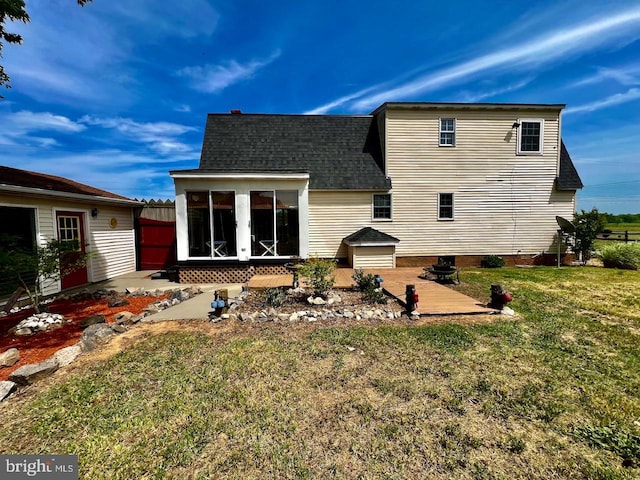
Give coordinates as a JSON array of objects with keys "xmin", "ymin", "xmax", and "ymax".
[{"xmin": 251, "ymin": 190, "xmax": 299, "ymax": 256}]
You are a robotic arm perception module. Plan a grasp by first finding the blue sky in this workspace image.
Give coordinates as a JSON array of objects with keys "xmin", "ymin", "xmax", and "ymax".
[{"xmin": 1, "ymin": 0, "xmax": 639, "ymax": 214}]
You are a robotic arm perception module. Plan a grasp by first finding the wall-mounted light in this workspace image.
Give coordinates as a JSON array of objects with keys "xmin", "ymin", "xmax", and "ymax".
[
  {"xmin": 512, "ymin": 122, "xmax": 520, "ymax": 129},
  {"xmin": 91, "ymin": 208, "xmax": 99, "ymax": 218}
]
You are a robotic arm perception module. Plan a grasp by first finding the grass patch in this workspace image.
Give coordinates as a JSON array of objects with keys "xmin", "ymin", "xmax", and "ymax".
[{"xmin": 1, "ymin": 267, "xmax": 639, "ymax": 478}]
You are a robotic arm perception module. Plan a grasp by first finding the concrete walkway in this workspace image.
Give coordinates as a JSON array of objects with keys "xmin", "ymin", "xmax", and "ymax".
[{"xmin": 80, "ymin": 270, "xmax": 243, "ymax": 322}]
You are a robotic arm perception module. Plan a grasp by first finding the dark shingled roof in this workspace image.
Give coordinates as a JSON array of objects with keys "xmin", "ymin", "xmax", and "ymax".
[
  {"xmin": 0, "ymin": 165, "xmax": 137, "ymax": 202},
  {"xmin": 343, "ymin": 227, "xmax": 400, "ymax": 245},
  {"xmin": 557, "ymin": 141, "xmax": 583, "ymax": 190},
  {"xmin": 197, "ymin": 114, "xmax": 391, "ymax": 190}
]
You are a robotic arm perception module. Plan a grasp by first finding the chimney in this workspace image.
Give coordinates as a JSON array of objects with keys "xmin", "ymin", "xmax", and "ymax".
[{"xmin": 230, "ymin": 109, "xmax": 242, "ymax": 115}]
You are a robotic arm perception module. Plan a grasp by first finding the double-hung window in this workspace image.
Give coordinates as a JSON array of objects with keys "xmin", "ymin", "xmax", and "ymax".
[
  {"xmin": 517, "ymin": 119, "xmax": 543, "ymax": 154},
  {"xmin": 439, "ymin": 118, "xmax": 455, "ymax": 146},
  {"xmin": 438, "ymin": 193, "xmax": 454, "ymax": 220},
  {"xmin": 372, "ymin": 193, "xmax": 392, "ymax": 220}
]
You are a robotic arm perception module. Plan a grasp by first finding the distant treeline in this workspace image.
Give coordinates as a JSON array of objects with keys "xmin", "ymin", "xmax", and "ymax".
[{"xmin": 602, "ymin": 213, "xmax": 640, "ymax": 225}]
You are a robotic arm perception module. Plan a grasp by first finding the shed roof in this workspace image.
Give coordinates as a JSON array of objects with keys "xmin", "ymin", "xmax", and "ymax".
[
  {"xmin": 0, "ymin": 165, "xmax": 140, "ymax": 204},
  {"xmin": 343, "ymin": 227, "xmax": 400, "ymax": 246},
  {"xmin": 194, "ymin": 114, "xmax": 391, "ymax": 191}
]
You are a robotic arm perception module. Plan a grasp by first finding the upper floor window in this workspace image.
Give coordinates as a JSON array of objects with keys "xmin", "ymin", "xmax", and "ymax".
[
  {"xmin": 438, "ymin": 193, "xmax": 454, "ymax": 220},
  {"xmin": 517, "ymin": 119, "xmax": 544, "ymax": 154},
  {"xmin": 373, "ymin": 193, "xmax": 392, "ymax": 220},
  {"xmin": 439, "ymin": 118, "xmax": 455, "ymax": 146}
]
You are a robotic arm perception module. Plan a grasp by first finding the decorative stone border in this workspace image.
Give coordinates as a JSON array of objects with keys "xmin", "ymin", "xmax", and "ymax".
[{"xmin": 0, "ymin": 287, "xmax": 203, "ymax": 403}]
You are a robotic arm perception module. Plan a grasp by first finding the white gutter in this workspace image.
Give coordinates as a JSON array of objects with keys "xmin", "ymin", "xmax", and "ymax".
[
  {"xmin": 0, "ymin": 184, "xmax": 143, "ymax": 206},
  {"xmin": 170, "ymin": 172, "xmax": 310, "ymax": 180}
]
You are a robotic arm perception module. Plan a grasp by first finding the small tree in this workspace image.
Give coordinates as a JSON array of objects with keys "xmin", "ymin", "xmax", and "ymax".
[
  {"xmin": 573, "ymin": 208, "xmax": 607, "ymax": 262},
  {"xmin": 0, "ymin": 236, "xmax": 90, "ymax": 312}
]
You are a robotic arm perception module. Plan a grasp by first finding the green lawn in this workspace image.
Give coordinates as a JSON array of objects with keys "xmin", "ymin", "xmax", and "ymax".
[{"xmin": 1, "ymin": 267, "xmax": 639, "ymax": 479}]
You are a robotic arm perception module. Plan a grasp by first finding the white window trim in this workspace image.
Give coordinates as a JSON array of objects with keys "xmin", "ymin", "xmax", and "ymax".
[
  {"xmin": 516, "ymin": 118, "xmax": 544, "ymax": 155},
  {"xmin": 438, "ymin": 193, "xmax": 454, "ymax": 221},
  {"xmin": 372, "ymin": 193, "xmax": 392, "ymax": 221},
  {"xmin": 439, "ymin": 118, "xmax": 456, "ymax": 147}
]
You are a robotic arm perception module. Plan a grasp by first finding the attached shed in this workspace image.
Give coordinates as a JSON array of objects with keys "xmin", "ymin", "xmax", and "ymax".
[
  {"xmin": 0, "ymin": 166, "xmax": 142, "ymax": 298},
  {"xmin": 343, "ymin": 227, "xmax": 400, "ymax": 269}
]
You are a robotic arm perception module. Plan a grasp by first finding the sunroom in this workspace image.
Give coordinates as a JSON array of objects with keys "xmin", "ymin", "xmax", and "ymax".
[{"xmin": 171, "ymin": 172, "xmax": 310, "ymax": 268}]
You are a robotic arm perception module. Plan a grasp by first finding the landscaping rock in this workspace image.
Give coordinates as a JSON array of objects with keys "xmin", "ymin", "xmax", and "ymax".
[
  {"xmin": 108, "ymin": 297, "xmax": 130, "ymax": 308},
  {"xmin": 114, "ymin": 311, "xmax": 135, "ymax": 324},
  {"xmin": 13, "ymin": 313, "xmax": 65, "ymax": 334},
  {"xmin": 80, "ymin": 324, "xmax": 116, "ymax": 352},
  {"xmin": 9, "ymin": 359, "xmax": 59, "ymax": 386},
  {"xmin": 14, "ymin": 328, "xmax": 32, "ymax": 336},
  {"xmin": 110, "ymin": 324, "xmax": 127, "ymax": 333},
  {"xmin": 0, "ymin": 348, "xmax": 20, "ymax": 367},
  {"xmin": 52, "ymin": 345, "xmax": 82, "ymax": 367},
  {"xmin": 0, "ymin": 381, "xmax": 17, "ymax": 402},
  {"xmin": 79, "ymin": 314, "xmax": 106, "ymax": 328}
]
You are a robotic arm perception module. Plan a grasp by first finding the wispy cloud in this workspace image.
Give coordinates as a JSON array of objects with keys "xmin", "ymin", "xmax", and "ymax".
[
  {"xmin": 177, "ymin": 50, "xmax": 282, "ymax": 93},
  {"xmin": 454, "ymin": 78, "xmax": 533, "ymax": 103},
  {"xmin": 79, "ymin": 116, "xmax": 198, "ymax": 155},
  {"xmin": 309, "ymin": 7, "xmax": 640, "ymax": 113},
  {"xmin": 572, "ymin": 64, "xmax": 640, "ymax": 87},
  {"xmin": 564, "ymin": 88, "xmax": 640, "ymax": 114},
  {"xmin": 0, "ymin": 111, "xmax": 86, "ymax": 147}
]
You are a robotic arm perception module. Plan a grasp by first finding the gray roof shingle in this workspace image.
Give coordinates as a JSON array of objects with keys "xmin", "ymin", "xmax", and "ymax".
[
  {"xmin": 557, "ymin": 141, "xmax": 583, "ymax": 190},
  {"xmin": 343, "ymin": 227, "xmax": 400, "ymax": 245},
  {"xmin": 197, "ymin": 114, "xmax": 391, "ymax": 190}
]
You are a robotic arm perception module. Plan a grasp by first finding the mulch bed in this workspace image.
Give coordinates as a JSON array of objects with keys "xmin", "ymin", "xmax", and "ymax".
[{"xmin": 0, "ymin": 294, "xmax": 168, "ymax": 381}]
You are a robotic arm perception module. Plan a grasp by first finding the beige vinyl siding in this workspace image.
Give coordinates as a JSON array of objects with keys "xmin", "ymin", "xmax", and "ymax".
[
  {"xmin": 350, "ymin": 246, "xmax": 395, "ymax": 268},
  {"xmin": 87, "ymin": 206, "xmax": 136, "ymax": 281},
  {"xmin": 0, "ymin": 194, "xmax": 136, "ymax": 294},
  {"xmin": 308, "ymin": 191, "xmax": 373, "ymax": 258},
  {"xmin": 380, "ymin": 108, "xmax": 574, "ymax": 257}
]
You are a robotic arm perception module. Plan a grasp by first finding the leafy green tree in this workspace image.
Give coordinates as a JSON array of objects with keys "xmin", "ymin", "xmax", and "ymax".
[
  {"xmin": 573, "ymin": 208, "xmax": 607, "ymax": 262},
  {"xmin": 0, "ymin": 235, "xmax": 90, "ymax": 312},
  {"xmin": 1, "ymin": 0, "xmax": 91, "ymax": 95}
]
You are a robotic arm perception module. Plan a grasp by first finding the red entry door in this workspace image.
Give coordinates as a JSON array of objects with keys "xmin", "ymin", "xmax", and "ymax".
[{"xmin": 56, "ymin": 211, "xmax": 89, "ymax": 290}]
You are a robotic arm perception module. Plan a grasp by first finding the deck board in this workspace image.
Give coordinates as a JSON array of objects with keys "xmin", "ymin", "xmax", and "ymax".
[{"xmin": 247, "ymin": 267, "xmax": 494, "ymax": 316}]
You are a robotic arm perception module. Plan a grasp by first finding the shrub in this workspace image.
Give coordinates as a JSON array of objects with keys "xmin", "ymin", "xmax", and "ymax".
[
  {"xmin": 481, "ymin": 255, "xmax": 505, "ymax": 268},
  {"xmin": 262, "ymin": 288, "xmax": 288, "ymax": 307},
  {"xmin": 352, "ymin": 269, "xmax": 388, "ymax": 304},
  {"xmin": 573, "ymin": 208, "xmax": 607, "ymax": 261},
  {"xmin": 299, "ymin": 257, "xmax": 335, "ymax": 297},
  {"xmin": 598, "ymin": 242, "xmax": 640, "ymax": 270}
]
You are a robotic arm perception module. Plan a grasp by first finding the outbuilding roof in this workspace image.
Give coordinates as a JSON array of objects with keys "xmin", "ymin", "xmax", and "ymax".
[
  {"xmin": 343, "ymin": 227, "xmax": 400, "ymax": 246},
  {"xmin": 0, "ymin": 166, "xmax": 140, "ymax": 205},
  {"xmin": 195, "ymin": 114, "xmax": 391, "ymax": 191}
]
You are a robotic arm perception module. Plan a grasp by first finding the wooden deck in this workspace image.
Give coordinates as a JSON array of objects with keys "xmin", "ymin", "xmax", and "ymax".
[{"xmin": 247, "ymin": 267, "xmax": 495, "ymax": 316}]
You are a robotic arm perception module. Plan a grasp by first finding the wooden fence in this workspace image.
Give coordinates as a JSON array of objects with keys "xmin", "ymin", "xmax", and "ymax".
[{"xmin": 596, "ymin": 230, "xmax": 640, "ymax": 242}]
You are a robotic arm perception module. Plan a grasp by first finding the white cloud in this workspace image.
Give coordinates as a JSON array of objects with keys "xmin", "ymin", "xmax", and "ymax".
[
  {"xmin": 564, "ymin": 88, "xmax": 640, "ymax": 114},
  {"xmin": 308, "ymin": 6, "xmax": 640, "ymax": 113},
  {"xmin": 177, "ymin": 50, "xmax": 282, "ymax": 93},
  {"xmin": 454, "ymin": 78, "xmax": 533, "ymax": 103},
  {"xmin": 572, "ymin": 64, "xmax": 640, "ymax": 87},
  {"xmin": 79, "ymin": 116, "xmax": 198, "ymax": 155},
  {"xmin": 0, "ymin": 110, "xmax": 86, "ymax": 147}
]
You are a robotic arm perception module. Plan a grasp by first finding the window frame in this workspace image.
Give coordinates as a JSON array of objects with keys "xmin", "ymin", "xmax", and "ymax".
[
  {"xmin": 372, "ymin": 193, "xmax": 392, "ymax": 221},
  {"xmin": 438, "ymin": 193, "xmax": 454, "ymax": 221},
  {"xmin": 516, "ymin": 118, "xmax": 544, "ymax": 155},
  {"xmin": 439, "ymin": 118, "xmax": 456, "ymax": 147}
]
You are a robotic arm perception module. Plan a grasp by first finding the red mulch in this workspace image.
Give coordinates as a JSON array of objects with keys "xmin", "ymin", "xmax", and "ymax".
[{"xmin": 0, "ymin": 295, "xmax": 168, "ymax": 381}]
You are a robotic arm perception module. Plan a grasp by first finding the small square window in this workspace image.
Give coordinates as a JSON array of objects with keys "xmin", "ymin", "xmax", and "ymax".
[
  {"xmin": 438, "ymin": 193, "xmax": 454, "ymax": 220},
  {"xmin": 517, "ymin": 119, "xmax": 543, "ymax": 154},
  {"xmin": 373, "ymin": 194, "xmax": 392, "ymax": 220},
  {"xmin": 439, "ymin": 118, "xmax": 455, "ymax": 146}
]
